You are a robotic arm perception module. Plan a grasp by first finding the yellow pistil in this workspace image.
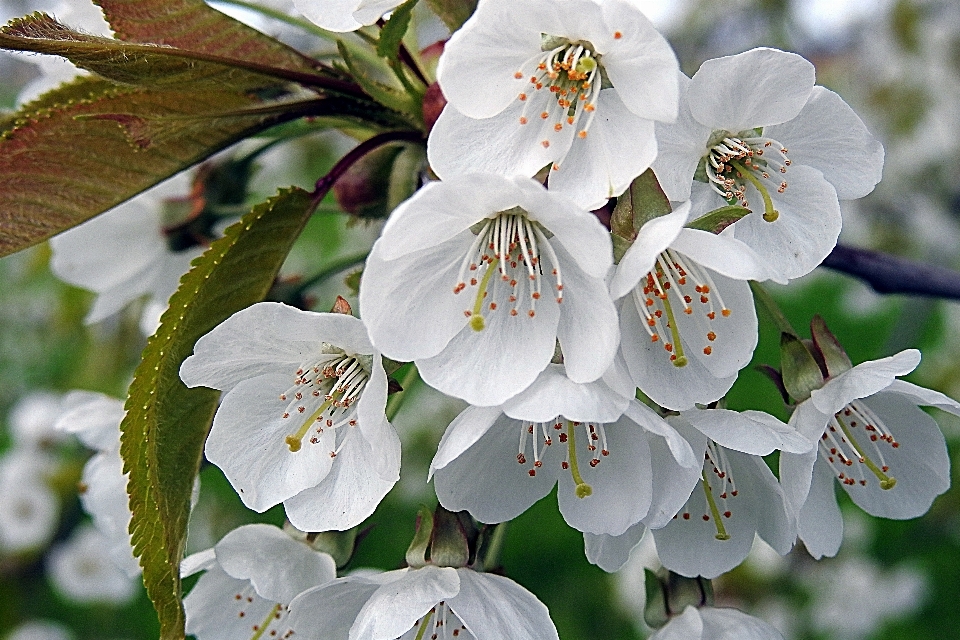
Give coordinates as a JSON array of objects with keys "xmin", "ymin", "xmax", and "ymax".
[
  {"xmin": 701, "ymin": 471, "xmax": 730, "ymax": 541},
  {"xmin": 731, "ymin": 160, "xmax": 779, "ymax": 222},
  {"xmin": 248, "ymin": 603, "xmax": 281, "ymax": 640},
  {"xmin": 470, "ymin": 257, "xmax": 500, "ymax": 332},
  {"xmin": 837, "ymin": 419, "xmax": 897, "ymax": 490},
  {"xmin": 567, "ymin": 421, "xmax": 593, "ymax": 498},
  {"xmin": 658, "ymin": 279, "xmax": 688, "ymax": 368},
  {"xmin": 285, "ymin": 391, "xmax": 341, "ymax": 452},
  {"xmin": 413, "ymin": 608, "xmax": 436, "ymax": 640}
]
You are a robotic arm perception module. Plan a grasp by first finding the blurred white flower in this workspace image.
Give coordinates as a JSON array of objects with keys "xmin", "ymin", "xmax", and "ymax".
[
  {"xmin": 294, "ymin": 0, "xmax": 404, "ymax": 32},
  {"xmin": 0, "ymin": 449, "xmax": 59, "ymax": 553},
  {"xmin": 6, "ymin": 620, "xmax": 73, "ymax": 640},
  {"xmin": 47, "ymin": 524, "xmax": 138, "ymax": 604},
  {"xmin": 8, "ymin": 391, "xmax": 65, "ymax": 449}
]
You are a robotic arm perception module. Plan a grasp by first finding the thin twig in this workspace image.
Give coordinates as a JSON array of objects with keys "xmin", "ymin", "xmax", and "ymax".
[
  {"xmin": 821, "ymin": 244, "xmax": 960, "ymax": 301},
  {"xmin": 310, "ymin": 130, "xmax": 424, "ymax": 204}
]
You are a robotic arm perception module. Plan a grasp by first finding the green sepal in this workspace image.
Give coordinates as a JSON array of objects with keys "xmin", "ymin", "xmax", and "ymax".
[
  {"xmin": 377, "ymin": 0, "xmax": 418, "ymax": 59},
  {"xmin": 425, "ymin": 0, "xmax": 478, "ymax": 30},
  {"xmin": 405, "ymin": 504, "xmax": 435, "ymax": 569},
  {"xmin": 120, "ymin": 187, "xmax": 316, "ymax": 640},
  {"xmin": 665, "ymin": 571, "xmax": 714, "ymax": 612},
  {"xmin": 686, "ymin": 205, "xmax": 751, "ymax": 235},
  {"xmin": 643, "ymin": 568, "xmax": 669, "ymax": 629},
  {"xmin": 337, "ymin": 41, "xmax": 420, "ymax": 121},
  {"xmin": 387, "ymin": 144, "xmax": 427, "ymax": 213},
  {"xmin": 780, "ymin": 332, "xmax": 826, "ymax": 402},
  {"xmin": 299, "ymin": 527, "xmax": 360, "ymax": 571},
  {"xmin": 810, "ymin": 314, "xmax": 853, "ymax": 378},
  {"xmin": 610, "ymin": 169, "xmax": 671, "ymax": 242},
  {"xmin": 611, "ymin": 232, "xmax": 634, "ymax": 265},
  {"xmin": 429, "ymin": 506, "xmax": 471, "ymax": 568},
  {"xmin": 472, "ymin": 522, "xmax": 506, "ymax": 572}
]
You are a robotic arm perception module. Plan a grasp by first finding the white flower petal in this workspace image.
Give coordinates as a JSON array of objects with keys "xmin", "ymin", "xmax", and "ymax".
[
  {"xmin": 429, "ymin": 406, "xmax": 504, "ymax": 476},
  {"xmin": 838, "ymin": 392, "xmax": 950, "ymax": 520},
  {"xmin": 450, "ymin": 569, "xmax": 560, "ymax": 640},
  {"xmin": 671, "ymin": 229, "xmax": 775, "ymax": 283},
  {"xmin": 287, "ymin": 577, "xmax": 383, "ymax": 640},
  {"xmin": 682, "ymin": 408, "xmax": 812, "ymax": 455},
  {"xmin": 433, "ymin": 414, "xmax": 560, "ymax": 524},
  {"xmin": 360, "ymin": 232, "xmax": 476, "ymax": 362},
  {"xmin": 598, "ymin": 0, "xmax": 679, "ymax": 122},
  {"xmin": 643, "ymin": 419, "xmax": 705, "ymax": 529},
  {"xmin": 352, "ymin": 566, "xmax": 460, "ymax": 640},
  {"xmin": 376, "ymin": 175, "xmax": 526, "ymax": 262},
  {"xmin": 796, "ymin": 455, "xmax": 844, "ymax": 559},
  {"xmin": 547, "ymin": 89, "xmax": 657, "ymax": 210},
  {"xmin": 214, "ymin": 524, "xmax": 336, "ymax": 603},
  {"xmin": 428, "ymin": 101, "xmax": 570, "ymax": 182},
  {"xmin": 417, "ymin": 284, "xmax": 560, "ymax": 406},
  {"xmin": 180, "ymin": 303, "xmax": 374, "ymax": 391},
  {"xmin": 809, "ymin": 349, "xmax": 921, "ymax": 416},
  {"xmin": 557, "ymin": 416, "xmax": 652, "ymax": 535},
  {"xmin": 502, "ymin": 364, "xmax": 629, "ymax": 424},
  {"xmin": 294, "ymin": 0, "xmax": 364, "ymax": 31},
  {"xmin": 726, "ymin": 164, "xmax": 842, "ymax": 281},
  {"xmin": 766, "ymin": 86, "xmax": 884, "ymax": 200},
  {"xmin": 583, "ymin": 521, "xmax": 646, "ymax": 573},
  {"xmin": 184, "ymin": 566, "xmax": 278, "ymax": 640},
  {"xmin": 688, "ymin": 48, "xmax": 815, "ymax": 131},
  {"xmin": 652, "ymin": 74, "xmax": 712, "ymax": 202},
  {"xmin": 624, "ymin": 400, "xmax": 698, "ymax": 468},
  {"xmin": 609, "ymin": 204, "xmax": 690, "ymax": 300},
  {"xmin": 698, "ymin": 607, "xmax": 785, "ymax": 640},
  {"xmin": 204, "ymin": 373, "xmax": 335, "ymax": 512},
  {"xmin": 284, "ymin": 428, "xmax": 398, "ymax": 531},
  {"xmin": 883, "ymin": 379, "xmax": 960, "ymax": 415}
]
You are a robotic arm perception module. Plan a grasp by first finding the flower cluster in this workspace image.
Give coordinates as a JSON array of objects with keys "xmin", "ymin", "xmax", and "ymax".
[{"xmin": 19, "ymin": 0, "xmax": 957, "ymax": 637}]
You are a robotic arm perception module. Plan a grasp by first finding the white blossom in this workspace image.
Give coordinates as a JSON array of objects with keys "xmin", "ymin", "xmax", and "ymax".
[
  {"xmin": 430, "ymin": 364, "xmax": 698, "ymax": 536},
  {"xmin": 180, "ymin": 302, "xmax": 399, "ymax": 531},
  {"xmin": 428, "ymin": 0, "xmax": 679, "ymax": 209},
  {"xmin": 650, "ymin": 606, "xmax": 784, "ymax": 640},
  {"xmin": 609, "ymin": 202, "xmax": 773, "ymax": 410},
  {"xmin": 653, "ymin": 47, "xmax": 884, "ymax": 280},
  {"xmin": 294, "ymin": 0, "xmax": 405, "ymax": 32},
  {"xmin": 359, "ymin": 173, "xmax": 618, "ymax": 407},
  {"xmin": 287, "ymin": 564, "xmax": 560, "ymax": 640},
  {"xmin": 183, "ymin": 524, "xmax": 337, "ymax": 640},
  {"xmin": 780, "ymin": 349, "xmax": 960, "ymax": 558},
  {"xmin": 46, "ymin": 524, "xmax": 138, "ymax": 604}
]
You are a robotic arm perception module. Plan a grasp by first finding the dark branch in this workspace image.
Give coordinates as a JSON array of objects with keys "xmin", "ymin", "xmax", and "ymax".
[{"xmin": 821, "ymin": 244, "xmax": 960, "ymax": 301}]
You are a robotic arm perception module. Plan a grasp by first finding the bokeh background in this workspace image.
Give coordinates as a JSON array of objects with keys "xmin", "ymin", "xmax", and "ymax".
[{"xmin": 2, "ymin": 0, "xmax": 960, "ymax": 638}]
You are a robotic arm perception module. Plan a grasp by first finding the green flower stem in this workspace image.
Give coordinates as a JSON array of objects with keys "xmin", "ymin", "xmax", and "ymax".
[
  {"xmin": 749, "ymin": 281, "xmax": 799, "ymax": 338},
  {"xmin": 700, "ymin": 471, "xmax": 730, "ymax": 541},
  {"xmin": 729, "ymin": 160, "xmax": 779, "ymax": 222},
  {"xmin": 386, "ymin": 363, "xmax": 420, "ymax": 421},
  {"xmin": 413, "ymin": 609, "xmax": 435, "ymax": 640},
  {"xmin": 566, "ymin": 422, "xmax": 593, "ymax": 498}
]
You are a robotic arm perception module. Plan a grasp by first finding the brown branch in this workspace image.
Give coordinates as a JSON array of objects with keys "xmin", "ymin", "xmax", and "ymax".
[{"xmin": 821, "ymin": 244, "xmax": 960, "ymax": 301}]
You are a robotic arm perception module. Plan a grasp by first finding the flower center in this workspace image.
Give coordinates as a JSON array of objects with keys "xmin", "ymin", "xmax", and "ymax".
[
  {"xmin": 230, "ymin": 586, "xmax": 294, "ymax": 640},
  {"xmin": 703, "ymin": 132, "xmax": 792, "ymax": 223},
  {"xmin": 675, "ymin": 440, "xmax": 737, "ymax": 541},
  {"xmin": 513, "ymin": 37, "xmax": 604, "ymax": 150},
  {"xmin": 820, "ymin": 400, "xmax": 898, "ymax": 490},
  {"xmin": 453, "ymin": 210, "xmax": 563, "ymax": 332},
  {"xmin": 279, "ymin": 351, "xmax": 369, "ymax": 454},
  {"xmin": 413, "ymin": 602, "xmax": 471, "ymax": 640},
  {"xmin": 516, "ymin": 419, "xmax": 610, "ymax": 499},
  {"xmin": 630, "ymin": 249, "xmax": 729, "ymax": 368}
]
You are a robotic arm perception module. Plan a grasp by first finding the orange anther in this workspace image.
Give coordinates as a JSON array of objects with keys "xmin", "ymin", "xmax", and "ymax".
[{"xmin": 614, "ymin": 31, "xmax": 623, "ymax": 39}]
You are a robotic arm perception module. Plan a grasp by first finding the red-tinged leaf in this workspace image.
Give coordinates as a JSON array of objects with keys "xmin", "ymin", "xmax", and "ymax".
[
  {"xmin": 121, "ymin": 187, "xmax": 316, "ymax": 640},
  {"xmin": 0, "ymin": 79, "xmax": 296, "ymax": 257},
  {"xmin": 94, "ymin": 0, "xmax": 323, "ymax": 75}
]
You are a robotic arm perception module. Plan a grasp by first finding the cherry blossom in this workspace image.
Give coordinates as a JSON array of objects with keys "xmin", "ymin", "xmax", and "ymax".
[
  {"xmin": 779, "ymin": 349, "xmax": 960, "ymax": 558},
  {"xmin": 652, "ymin": 47, "xmax": 884, "ymax": 280},
  {"xmin": 294, "ymin": 0, "xmax": 405, "ymax": 32},
  {"xmin": 182, "ymin": 524, "xmax": 337, "ymax": 640},
  {"xmin": 359, "ymin": 173, "xmax": 618, "ymax": 407},
  {"xmin": 609, "ymin": 202, "xmax": 774, "ymax": 410},
  {"xmin": 650, "ymin": 605, "xmax": 784, "ymax": 640},
  {"xmin": 180, "ymin": 302, "xmax": 399, "ymax": 531},
  {"xmin": 286, "ymin": 564, "xmax": 560, "ymax": 640},
  {"xmin": 429, "ymin": 364, "xmax": 698, "ymax": 536},
  {"xmin": 428, "ymin": 0, "xmax": 679, "ymax": 209}
]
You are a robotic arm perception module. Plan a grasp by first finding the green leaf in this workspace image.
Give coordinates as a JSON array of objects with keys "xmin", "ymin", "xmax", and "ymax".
[
  {"xmin": 377, "ymin": 0, "xmax": 418, "ymax": 59},
  {"xmin": 0, "ymin": 13, "xmax": 341, "ymax": 92},
  {"xmin": 0, "ymin": 78, "xmax": 300, "ymax": 257},
  {"xmin": 94, "ymin": 0, "xmax": 322, "ymax": 75},
  {"xmin": 338, "ymin": 41, "xmax": 420, "ymax": 118},
  {"xmin": 424, "ymin": 0, "xmax": 478, "ymax": 31},
  {"xmin": 685, "ymin": 204, "xmax": 751, "ymax": 234},
  {"xmin": 121, "ymin": 187, "xmax": 316, "ymax": 640}
]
